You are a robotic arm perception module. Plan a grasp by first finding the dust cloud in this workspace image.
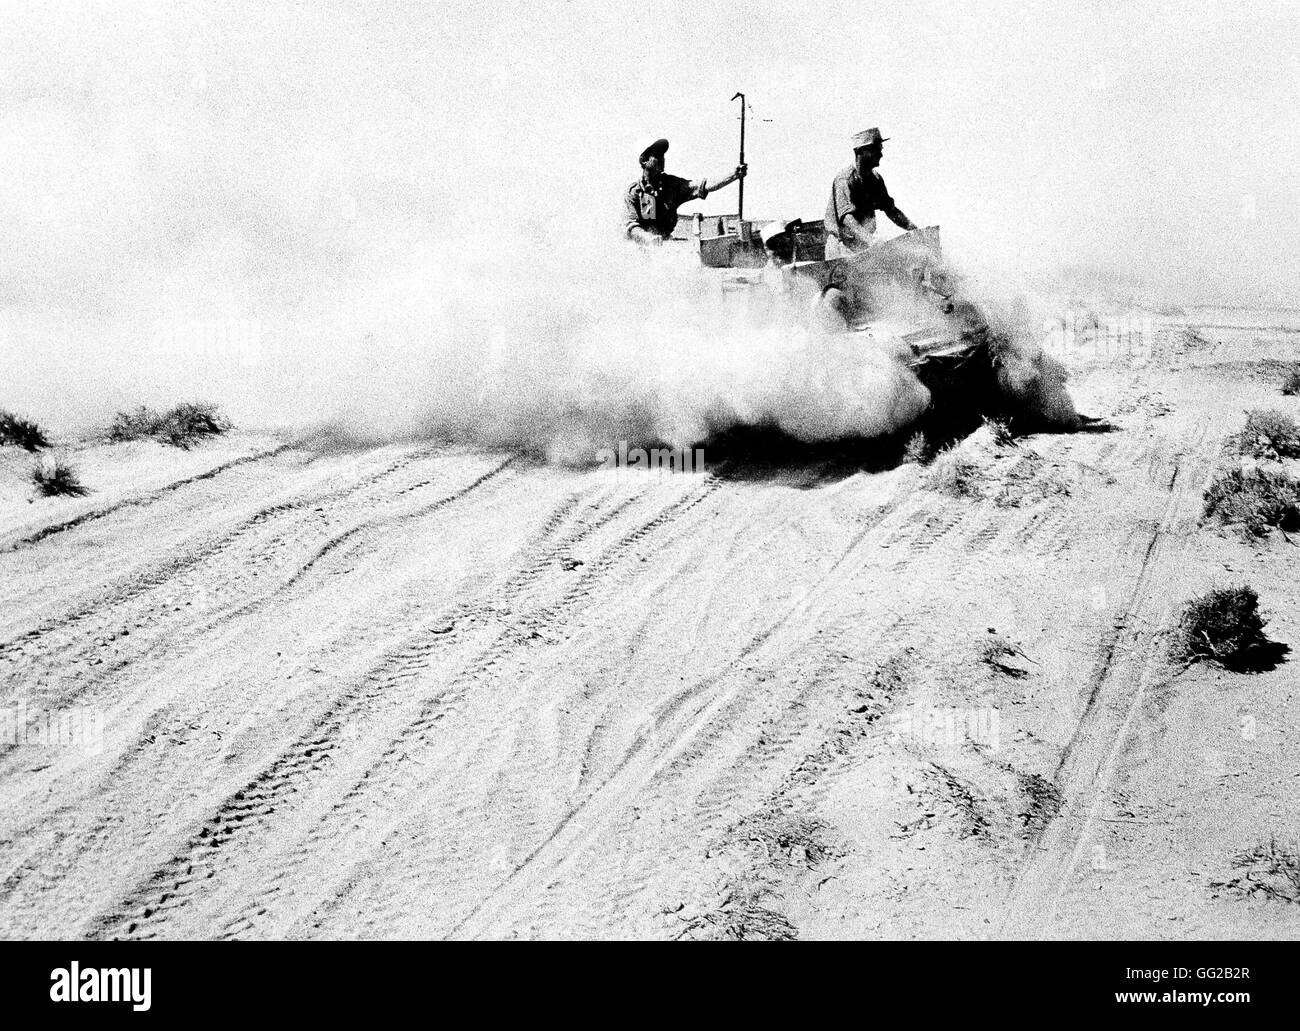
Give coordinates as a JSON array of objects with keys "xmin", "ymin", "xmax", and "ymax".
[{"xmin": 2, "ymin": 2, "xmax": 1291, "ymax": 458}]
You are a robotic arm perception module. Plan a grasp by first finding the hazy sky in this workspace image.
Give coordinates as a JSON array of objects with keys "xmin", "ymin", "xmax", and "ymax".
[{"xmin": 2, "ymin": 1, "xmax": 1298, "ymax": 428}]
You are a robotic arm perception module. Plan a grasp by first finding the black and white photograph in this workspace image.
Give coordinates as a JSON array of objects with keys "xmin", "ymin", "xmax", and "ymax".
[{"xmin": 0, "ymin": 0, "xmax": 1297, "ymax": 977}]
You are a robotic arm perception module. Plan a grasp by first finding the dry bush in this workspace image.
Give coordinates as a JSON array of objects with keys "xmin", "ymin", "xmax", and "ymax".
[
  {"xmin": 0, "ymin": 410, "xmax": 49, "ymax": 451},
  {"xmin": 1236, "ymin": 410, "xmax": 1300, "ymax": 460},
  {"xmin": 677, "ymin": 885, "xmax": 798, "ymax": 941},
  {"xmin": 901, "ymin": 431, "xmax": 929, "ymax": 465},
  {"xmin": 983, "ymin": 415, "xmax": 1016, "ymax": 447},
  {"xmin": 1171, "ymin": 586, "xmax": 1286, "ymax": 671},
  {"xmin": 982, "ymin": 634, "xmax": 1032, "ymax": 678},
  {"xmin": 1203, "ymin": 466, "xmax": 1300, "ymax": 537},
  {"xmin": 1212, "ymin": 839, "xmax": 1300, "ymax": 904},
  {"xmin": 109, "ymin": 402, "xmax": 231, "ymax": 449},
  {"xmin": 736, "ymin": 812, "xmax": 836, "ymax": 870},
  {"xmin": 31, "ymin": 457, "xmax": 89, "ymax": 497},
  {"xmin": 925, "ymin": 446, "xmax": 981, "ymax": 498},
  {"xmin": 1017, "ymin": 772, "xmax": 1063, "ymax": 837}
]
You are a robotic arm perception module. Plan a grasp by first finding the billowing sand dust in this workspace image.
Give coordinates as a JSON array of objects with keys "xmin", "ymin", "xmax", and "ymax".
[{"xmin": 3, "ymin": 307, "xmax": 1300, "ymax": 940}]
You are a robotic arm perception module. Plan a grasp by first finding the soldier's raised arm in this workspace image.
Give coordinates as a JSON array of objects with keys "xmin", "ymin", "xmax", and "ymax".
[{"xmin": 700, "ymin": 163, "xmax": 747, "ymax": 195}]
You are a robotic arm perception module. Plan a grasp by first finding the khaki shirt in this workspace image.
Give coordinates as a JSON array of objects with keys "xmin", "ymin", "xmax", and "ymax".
[
  {"xmin": 625, "ymin": 173, "xmax": 709, "ymax": 239},
  {"xmin": 824, "ymin": 165, "xmax": 897, "ymax": 243}
]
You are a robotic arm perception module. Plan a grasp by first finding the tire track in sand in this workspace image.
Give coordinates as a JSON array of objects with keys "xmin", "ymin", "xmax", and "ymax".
[
  {"xmin": 0, "ymin": 448, "xmax": 427, "ymax": 658},
  {"xmin": 259, "ymin": 474, "xmax": 728, "ymax": 939},
  {"xmin": 995, "ymin": 417, "xmax": 1216, "ymax": 938},
  {"xmin": 1, "ymin": 451, "xmax": 507, "ymax": 713},
  {"xmin": 1, "ymin": 443, "xmax": 295, "ymax": 553},
  {"xmin": 87, "ymin": 476, "xmax": 672, "ymax": 939},
  {"xmin": 0, "ymin": 454, "xmax": 516, "ymax": 930}
]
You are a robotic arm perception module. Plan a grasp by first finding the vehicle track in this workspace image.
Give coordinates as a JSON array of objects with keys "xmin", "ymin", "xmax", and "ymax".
[
  {"xmin": 1, "ymin": 443, "xmax": 295, "ymax": 552},
  {"xmin": 0, "ymin": 451, "xmax": 512, "ymax": 713},
  {"xmin": 1, "ymin": 448, "xmax": 424, "ymax": 655},
  {"xmin": 995, "ymin": 416, "xmax": 1217, "ymax": 937},
  {"xmin": 0, "ymin": 454, "xmax": 525, "ymax": 930},
  {"xmin": 85, "ymin": 474, "xmax": 691, "ymax": 939},
  {"xmin": 228, "ymin": 431, "xmax": 1092, "ymax": 936},
  {"xmin": 193, "ymin": 472, "xmax": 729, "ymax": 938}
]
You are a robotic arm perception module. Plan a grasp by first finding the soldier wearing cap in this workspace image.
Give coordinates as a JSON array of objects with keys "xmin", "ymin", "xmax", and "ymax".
[
  {"xmin": 624, "ymin": 137, "xmax": 747, "ymax": 245},
  {"xmin": 824, "ymin": 127, "xmax": 917, "ymax": 258}
]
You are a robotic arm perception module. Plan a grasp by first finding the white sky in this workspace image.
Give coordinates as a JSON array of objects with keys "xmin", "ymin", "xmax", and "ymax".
[{"xmin": 1, "ymin": 0, "xmax": 1298, "ymax": 422}]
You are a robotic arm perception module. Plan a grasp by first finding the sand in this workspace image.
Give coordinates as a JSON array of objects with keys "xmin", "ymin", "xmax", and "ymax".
[{"xmin": 2, "ymin": 307, "xmax": 1299, "ymax": 940}]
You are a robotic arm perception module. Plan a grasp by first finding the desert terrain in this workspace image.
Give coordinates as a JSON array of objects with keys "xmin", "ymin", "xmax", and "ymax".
[{"xmin": 2, "ymin": 305, "xmax": 1299, "ymax": 940}]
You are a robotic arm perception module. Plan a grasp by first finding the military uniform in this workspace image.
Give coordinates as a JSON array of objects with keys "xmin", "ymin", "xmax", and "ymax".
[
  {"xmin": 624, "ymin": 174, "xmax": 709, "ymax": 241},
  {"xmin": 824, "ymin": 126, "xmax": 914, "ymax": 257},
  {"xmin": 824, "ymin": 165, "xmax": 900, "ymax": 256}
]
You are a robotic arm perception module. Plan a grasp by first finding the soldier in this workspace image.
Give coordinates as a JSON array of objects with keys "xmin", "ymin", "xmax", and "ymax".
[
  {"xmin": 823, "ymin": 127, "xmax": 917, "ymax": 258},
  {"xmin": 624, "ymin": 137, "xmax": 746, "ymax": 245}
]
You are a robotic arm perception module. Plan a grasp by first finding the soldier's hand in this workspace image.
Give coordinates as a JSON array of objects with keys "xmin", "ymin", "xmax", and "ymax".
[{"xmin": 735, "ymin": 163, "xmax": 748, "ymax": 180}]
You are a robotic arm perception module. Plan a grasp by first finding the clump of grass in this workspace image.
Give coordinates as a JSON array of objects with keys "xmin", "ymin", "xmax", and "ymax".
[
  {"xmin": 1171, "ymin": 586, "xmax": 1284, "ymax": 671},
  {"xmin": 983, "ymin": 415, "xmax": 1016, "ymax": 447},
  {"xmin": 927, "ymin": 762, "xmax": 991, "ymax": 838},
  {"xmin": 109, "ymin": 402, "xmax": 231, "ymax": 449},
  {"xmin": 1213, "ymin": 838, "xmax": 1300, "ymax": 904},
  {"xmin": 735, "ymin": 812, "xmax": 836, "ymax": 870},
  {"xmin": 925, "ymin": 446, "xmax": 981, "ymax": 497},
  {"xmin": 1017, "ymin": 772, "xmax": 1063, "ymax": 837},
  {"xmin": 677, "ymin": 885, "xmax": 798, "ymax": 941},
  {"xmin": 1236, "ymin": 409, "xmax": 1300, "ymax": 460},
  {"xmin": 901, "ymin": 431, "xmax": 929, "ymax": 465},
  {"xmin": 31, "ymin": 456, "xmax": 89, "ymax": 497},
  {"xmin": 0, "ymin": 410, "xmax": 49, "ymax": 451},
  {"xmin": 1203, "ymin": 466, "xmax": 1300, "ymax": 537},
  {"xmin": 107, "ymin": 406, "xmax": 158, "ymax": 443},
  {"xmin": 982, "ymin": 633, "xmax": 1033, "ymax": 678}
]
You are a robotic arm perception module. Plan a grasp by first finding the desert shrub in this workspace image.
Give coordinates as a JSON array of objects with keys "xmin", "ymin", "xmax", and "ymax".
[
  {"xmin": 983, "ymin": 415, "xmax": 1016, "ymax": 447},
  {"xmin": 1203, "ymin": 466, "xmax": 1300, "ymax": 537},
  {"xmin": 109, "ymin": 402, "xmax": 231, "ymax": 449},
  {"xmin": 1017, "ymin": 772, "xmax": 1063, "ymax": 836},
  {"xmin": 901, "ymin": 431, "xmax": 928, "ymax": 465},
  {"xmin": 0, "ymin": 410, "xmax": 49, "ymax": 451},
  {"xmin": 925, "ymin": 446, "xmax": 981, "ymax": 497},
  {"xmin": 1171, "ymin": 586, "xmax": 1278, "ymax": 670},
  {"xmin": 1236, "ymin": 410, "xmax": 1300, "ymax": 459},
  {"xmin": 679, "ymin": 885, "xmax": 798, "ymax": 941},
  {"xmin": 1214, "ymin": 839, "xmax": 1300, "ymax": 904},
  {"xmin": 982, "ymin": 634, "xmax": 1032, "ymax": 678},
  {"xmin": 31, "ymin": 457, "xmax": 89, "ymax": 497},
  {"xmin": 108, "ymin": 406, "xmax": 158, "ymax": 442}
]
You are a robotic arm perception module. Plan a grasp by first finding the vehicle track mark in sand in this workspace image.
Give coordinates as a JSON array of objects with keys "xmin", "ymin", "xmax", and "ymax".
[
  {"xmin": 1, "ymin": 451, "xmax": 512, "ymax": 712},
  {"xmin": 247, "ymin": 475, "xmax": 726, "ymax": 938},
  {"xmin": 1, "ymin": 444, "xmax": 296, "ymax": 553},
  {"xmin": 228, "ymin": 454, "xmax": 519, "ymax": 606},
  {"xmin": 440, "ymin": 535, "xmax": 915, "ymax": 939},
  {"xmin": 427, "ymin": 446, "xmax": 1081, "ymax": 936},
  {"xmin": 0, "ymin": 448, "xmax": 427, "ymax": 657},
  {"xmin": 885, "ymin": 507, "xmax": 968, "ymax": 561},
  {"xmin": 0, "ymin": 454, "xmax": 523, "ymax": 927},
  {"xmin": 962, "ymin": 518, "xmax": 1004, "ymax": 554},
  {"xmin": 87, "ymin": 477, "xmax": 664, "ymax": 939},
  {"xmin": 440, "ymin": 675, "xmax": 740, "ymax": 940},
  {"xmin": 996, "ymin": 417, "xmax": 1216, "ymax": 938},
  {"xmin": 684, "ymin": 617, "xmax": 909, "ymax": 835}
]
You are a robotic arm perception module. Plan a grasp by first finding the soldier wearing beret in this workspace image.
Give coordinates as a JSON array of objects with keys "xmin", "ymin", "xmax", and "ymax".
[{"xmin": 624, "ymin": 137, "xmax": 747, "ymax": 245}]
